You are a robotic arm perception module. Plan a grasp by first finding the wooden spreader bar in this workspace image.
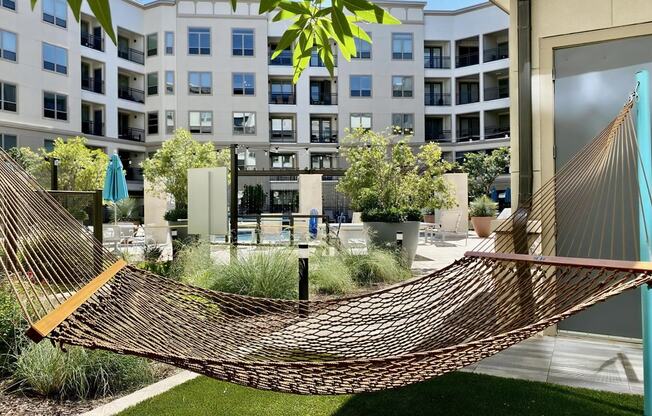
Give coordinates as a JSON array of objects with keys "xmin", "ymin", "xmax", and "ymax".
[
  {"xmin": 26, "ymin": 260, "xmax": 128, "ymax": 343},
  {"xmin": 465, "ymin": 251, "xmax": 652, "ymax": 274}
]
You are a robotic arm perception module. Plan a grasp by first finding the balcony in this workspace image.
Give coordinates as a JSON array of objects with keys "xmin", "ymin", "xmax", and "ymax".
[
  {"xmin": 484, "ymin": 44, "xmax": 509, "ymax": 63},
  {"xmin": 270, "ymin": 175, "xmax": 298, "ymax": 182},
  {"xmin": 81, "ymin": 32, "xmax": 103, "ymax": 52},
  {"xmin": 310, "ymin": 134, "xmax": 338, "ymax": 144},
  {"xmin": 119, "ymin": 127, "xmax": 145, "ymax": 142},
  {"xmin": 457, "ymin": 90, "xmax": 480, "ymax": 105},
  {"xmin": 81, "ymin": 120, "xmax": 103, "ymax": 136},
  {"xmin": 484, "ymin": 86, "xmax": 509, "ymax": 101},
  {"xmin": 457, "ymin": 129, "xmax": 481, "ymax": 142},
  {"xmin": 425, "ymin": 130, "xmax": 452, "ymax": 143},
  {"xmin": 126, "ymin": 167, "xmax": 144, "ymax": 181},
  {"xmin": 269, "ymin": 49, "xmax": 292, "ymax": 66},
  {"xmin": 269, "ymin": 92, "xmax": 296, "ymax": 105},
  {"xmin": 310, "ymin": 93, "xmax": 337, "ymax": 106},
  {"xmin": 118, "ymin": 47, "xmax": 144, "ymax": 65},
  {"xmin": 456, "ymin": 51, "xmax": 479, "ymax": 68},
  {"xmin": 425, "ymin": 93, "xmax": 451, "ymax": 106},
  {"xmin": 118, "ymin": 85, "xmax": 145, "ymax": 104},
  {"xmin": 270, "ymin": 130, "xmax": 296, "ymax": 143},
  {"xmin": 485, "ymin": 126, "xmax": 510, "ymax": 140},
  {"xmin": 424, "ymin": 56, "xmax": 451, "ymax": 69},
  {"xmin": 81, "ymin": 77, "xmax": 104, "ymax": 94}
]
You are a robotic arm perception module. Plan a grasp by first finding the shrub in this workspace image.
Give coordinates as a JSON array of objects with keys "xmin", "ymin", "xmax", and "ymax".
[
  {"xmin": 341, "ymin": 248, "xmax": 411, "ymax": 286},
  {"xmin": 107, "ymin": 198, "xmax": 138, "ymax": 222},
  {"xmin": 310, "ymin": 253, "xmax": 356, "ymax": 295},
  {"xmin": 361, "ymin": 207, "xmax": 422, "ymax": 223},
  {"xmin": 0, "ymin": 284, "xmax": 26, "ymax": 375},
  {"xmin": 164, "ymin": 206, "xmax": 188, "ymax": 222},
  {"xmin": 212, "ymin": 249, "xmax": 298, "ymax": 299},
  {"xmin": 169, "ymin": 241, "xmax": 220, "ymax": 288},
  {"xmin": 469, "ymin": 195, "xmax": 498, "ymax": 217},
  {"xmin": 13, "ymin": 343, "xmax": 155, "ymax": 400}
]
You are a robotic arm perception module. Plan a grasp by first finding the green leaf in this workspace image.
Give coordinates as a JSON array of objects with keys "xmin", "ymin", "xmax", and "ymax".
[
  {"xmin": 343, "ymin": 0, "xmax": 400, "ymax": 24},
  {"xmin": 278, "ymin": 0, "xmax": 311, "ymax": 15},
  {"xmin": 87, "ymin": 0, "xmax": 116, "ymax": 43},
  {"xmin": 331, "ymin": 7, "xmax": 356, "ymax": 60},
  {"xmin": 292, "ymin": 29, "xmax": 313, "ymax": 83},
  {"xmin": 259, "ymin": 0, "xmax": 281, "ymax": 13},
  {"xmin": 67, "ymin": 0, "xmax": 83, "ymax": 21},
  {"xmin": 30, "ymin": 0, "xmax": 37, "ymax": 8},
  {"xmin": 272, "ymin": 9, "xmax": 298, "ymax": 22},
  {"xmin": 345, "ymin": 16, "xmax": 372, "ymax": 43},
  {"xmin": 230, "ymin": 0, "xmax": 237, "ymax": 12},
  {"xmin": 319, "ymin": 19, "xmax": 349, "ymax": 59},
  {"xmin": 271, "ymin": 23, "xmax": 302, "ymax": 59}
]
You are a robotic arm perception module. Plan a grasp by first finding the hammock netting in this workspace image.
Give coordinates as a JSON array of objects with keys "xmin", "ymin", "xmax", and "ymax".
[{"xmin": 1, "ymin": 98, "xmax": 652, "ymax": 394}]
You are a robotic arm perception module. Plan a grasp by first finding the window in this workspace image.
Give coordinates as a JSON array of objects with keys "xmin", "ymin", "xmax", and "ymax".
[
  {"xmin": 189, "ymin": 111, "xmax": 212, "ymax": 134},
  {"xmin": 44, "ymin": 139, "xmax": 55, "ymax": 152},
  {"xmin": 147, "ymin": 72, "xmax": 158, "ymax": 95},
  {"xmin": 188, "ymin": 72, "xmax": 211, "ymax": 95},
  {"xmin": 43, "ymin": 91, "xmax": 67, "ymax": 120},
  {"xmin": 350, "ymin": 75, "xmax": 371, "ymax": 97},
  {"xmin": 311, "ymin": 118, "xmax": 335, "ymax": 142},
  {"xmin": 353, "ymin": 35, "xmax": 371, "ymax": 59},
  {"xmin": 269, "ymin": 79, "xmax": 293, "ymax": 104},
  {"xmin": 350, "ymin": 113, "xmax": 371, "ymax": 131},
  {"xmin": 0, "ymin": 82, "xmax": 16, "ymax": 112},
  {"xmin": 0, "ymin": 134, "xmax": 17, "ymax": 150},
  {"xmin": 0, "ymin": 30, "xmax": 16, "ymax": 62},
  {"xmin": 2, "ymin": 0, "xmax": 16, "ymax": 11},
  {"xmin": 147, "ymin": 33, "xmax": 157, "ymax": 57},
  {"xmin": 271, "ymin": 153, "xmax": 294, "ymax": 168},
  {"xmin": 42, "ymin": 0, "xmax": 66, "ymax": 28},
  {"xmin": 165, "ymin": 31, "xmax": 174, "ymax": 55},
  {"xmin": 233, "ymin": 112, "xmax": 256, "ymax": 135},
  {"xmin": 165, "ymin": 110, "xmax": 175, "ymax": 134},
  {"xmin": 270, "ymin": 117, "xmax": 294, "ymax": 142},
  {"xmin": 311, "ymin": 154, "xmax": 334, "ymax": 169},
  {"xmin": 188, "ymin": 27, "xmax": 210, "ymax": 55},
  {"xmin": 392, "ymin": 76, "xmax": 413, "ymax": 97},
  {"xmin": 392, "ymin": 33, "xmax": 413, "ymax": 60},
  {"xmin": 232, "ymin": 29, "xmax": 254, "ymax": 56},
  {"xmin": 238, "ymin": 151, "xmax": 256, "ymax": 168},
  {"xmin": 232, "ymin": 73, "xmax": 255, "ymax": 95},
  {"xmin": 392, "ymin": 113, "xmax": 414, "ymax": 135},
  {"xmin": 42, "ymin": 43, "xmax": 67, "ymax": 74},
  {"xmin": 165, "ymin": 71, "xmax": 174, "ymax": 94},
  {"xmin": 147, "ymin": 112, "xmax": 158, "ymax": 135}
]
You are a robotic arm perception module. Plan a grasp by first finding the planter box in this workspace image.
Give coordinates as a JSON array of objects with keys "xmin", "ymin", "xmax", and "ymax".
[{"xmin": 363, "ymin": 221, "xmax": 420, "ymax": 267}]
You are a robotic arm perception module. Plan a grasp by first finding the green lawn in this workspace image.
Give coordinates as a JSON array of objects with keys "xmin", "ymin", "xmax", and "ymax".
[{"xmin": 119, "ymin": 372, "xmax": 642, "ymax": 416}]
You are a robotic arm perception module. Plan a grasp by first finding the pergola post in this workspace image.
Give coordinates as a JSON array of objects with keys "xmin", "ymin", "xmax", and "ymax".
[{"xmin": 637, "ymin": 69, "xmax": 652, "ymax": 416}]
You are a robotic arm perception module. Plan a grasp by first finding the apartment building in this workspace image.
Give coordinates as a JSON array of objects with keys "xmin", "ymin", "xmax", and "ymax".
[{"xmin": 0, "ymin": 0, "xmax": 508, "ymax": 211}]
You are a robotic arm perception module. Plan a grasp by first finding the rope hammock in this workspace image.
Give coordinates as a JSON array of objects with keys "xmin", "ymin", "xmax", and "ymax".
[{"xmin": 1, "ymin": 97, "xmax": 652, "ymax": 395}]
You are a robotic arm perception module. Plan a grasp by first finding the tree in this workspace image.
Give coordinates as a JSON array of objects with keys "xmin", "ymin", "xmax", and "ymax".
[
  {"xmin": 461, "ymin": 147, "xmax": 510, "ymax": 200},
  {"xmin": 337, "ymin": 129, "xmax": 455, "ymax": 222},
  {"xmin": 241, "ymin": 184, "xmax": 267, "ymax": 215},
  {"xmin": 141, "ymin": 129, "xmax": 229, "ymax": 211},
  {"xmin": 46, "ymin": 0, "xmax": 398, "ymax": 83}
]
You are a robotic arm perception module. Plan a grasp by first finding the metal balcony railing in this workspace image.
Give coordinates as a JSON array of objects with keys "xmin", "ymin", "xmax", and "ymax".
[
  {"xmin": 126, "ymin": 167, "xmax": 144, "ymax": 181},
  {"xmin": 269, "ymin": 92, "xmax": 296, "ymax": 104},
  {"xmin": 484, "ymin": 86, "xmax": 510, "ymax": 101},
  {"xmin": 118, "ymin": 127, "xmax": 145, "ymax": 142},
  {"xmin": 81, "ymin": 77, "xmax": 104, "ymax": 94},
  {"xmin": 484, "ymin": 126, "xmax": 511, "ymax": 139},
  {"xmin": 80, "ymin": 32, "xmax": 104, "ymax": 52},
  {"xmin": 456, "ymin": 51, "xmax": 479, "ymax": 68},
  {"xmin": 310, "ymin": 134, "xmax": 338, "ymax": 144},
  {"xmin": 81, "ymin": 120, "xmax": 104, "ymax": 136},
  {"xmin": 424, "ymin": 56, "xmax": 451, "ymax": 69},
  {"xmin": 424, "ymin": 92, "xmax": 451, "ymax": 106},
  {"xmin": 310, "ymin": 93, "xmax": 337, "ymax": 105},
  {"xmin": 457, "ymin": 91, "xmax": 480, "ymax": 105},
  {"xmin": 117, "ymin": 47, "xmax": 145, "ymax": 65},
  {"xmin": 483, "ymin": 44, "xmax": 509, "ymax": 63},
  {"xmin": 118, "ymin": 85, "xmax": 145, "ymax": 104},
  {"xmin": 268, "ymin": 50, "xmax": 292, "ymax": 66},
  {"xmin": 456, "ymin": 129, "xmax": 481, "ymax": 142},
  {"xmin": 270, "ymin": 131, "xmax": 296, "ymax": 143},
  {"xmin": 425, "ymin": 130, "xmax": 452, "ymax": 143}
]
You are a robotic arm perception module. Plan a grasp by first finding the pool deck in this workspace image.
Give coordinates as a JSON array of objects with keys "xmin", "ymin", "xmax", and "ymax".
[{"xmin": 415, "ymin": 233, "xmax": 643, "ymax": 395}]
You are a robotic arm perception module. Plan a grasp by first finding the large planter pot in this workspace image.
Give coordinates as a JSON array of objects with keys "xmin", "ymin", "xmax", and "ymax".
[
  {"xmin": 168, "ymin": 219, "xmax": 188, "ymax": 241},
  {"xmin": 470, "ymin": 216, "xmax": 493, "ymax": 238},
  {"xmin": 363, "ymin": 221, "xmax": 420, "ymax": 267}
]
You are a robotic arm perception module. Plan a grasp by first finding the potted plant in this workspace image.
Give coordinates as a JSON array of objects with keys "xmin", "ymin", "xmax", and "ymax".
[
  {"xmin": 338, "ymin": 129, "xmax": 455, "ymax": 266},
  {"xmin": 469, "ymin": 195, "xmax": 498, "ymax": 238},
  {"xmin": 141, "ymin": 129, "xmax": 229, "ymax": 239}
]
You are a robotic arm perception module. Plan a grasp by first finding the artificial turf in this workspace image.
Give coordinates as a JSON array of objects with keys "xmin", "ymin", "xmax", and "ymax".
[{"xmin": 118, "ymin": 371, "xmax": 643, "ymax": 416}]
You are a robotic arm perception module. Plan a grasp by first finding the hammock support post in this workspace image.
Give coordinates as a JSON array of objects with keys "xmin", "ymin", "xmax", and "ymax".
[{"xmin": 637, "ymin": 69, "xmax": 652, "ymax": 416}]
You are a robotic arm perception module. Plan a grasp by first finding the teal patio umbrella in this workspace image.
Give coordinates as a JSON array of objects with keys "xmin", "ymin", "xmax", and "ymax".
[{"xmin": 103, "ymin": 153, "xmax": 129, "ymax": 224}]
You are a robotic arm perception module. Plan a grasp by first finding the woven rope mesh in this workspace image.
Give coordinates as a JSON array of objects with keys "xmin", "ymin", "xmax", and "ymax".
[{"xmin": 1, "ymin": 100, "xmax": 652, "ymax": 394}]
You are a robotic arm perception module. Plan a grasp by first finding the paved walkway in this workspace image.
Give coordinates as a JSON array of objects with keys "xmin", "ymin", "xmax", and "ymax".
[{"xmin": 414, "ymin": 232, "xmax": 643, "ymax": 395}]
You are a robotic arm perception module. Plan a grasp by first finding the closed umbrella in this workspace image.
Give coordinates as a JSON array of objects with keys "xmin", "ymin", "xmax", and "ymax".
[
  {"xmin": 309, "ymin": 208, "xmax": 319, "ymax": 239},
  {"xmin": 103, "ymin": 153, "xmax": 129, "ymax": 224}
]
